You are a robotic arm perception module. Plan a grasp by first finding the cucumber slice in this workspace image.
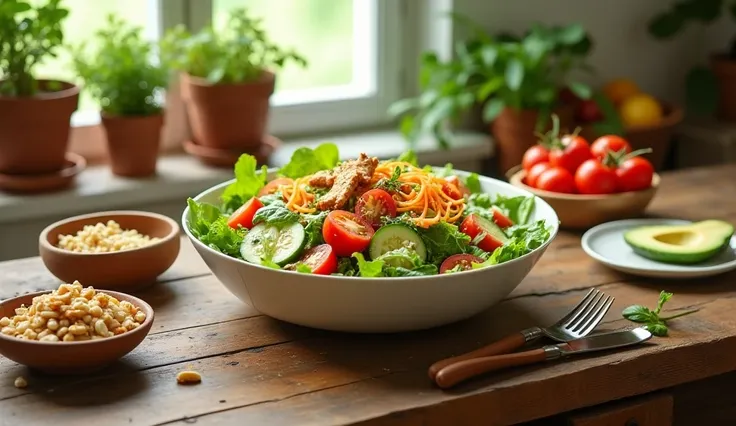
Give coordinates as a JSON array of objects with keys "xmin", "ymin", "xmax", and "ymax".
[
  {"xmin": 369, "ymin": 224, "xmax": 427, "ymax": 261},
  {"xmin": 473, "ymin": 214, "xmax": 509, "ymax": 244},
  {"xmin": 241, "ymin": 222, "xmax": 306, "ymax": 266}
]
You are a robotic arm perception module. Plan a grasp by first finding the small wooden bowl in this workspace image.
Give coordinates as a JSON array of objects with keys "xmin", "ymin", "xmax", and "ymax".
[
  {"xmin": 39, "ymin": 211, "xmax": 181, "ymax": 291},
  {"xmin": 0, "ymin": 289, "xmax": 154, "ymax": 375},
  {"xmin": 509, "ymin": 169, "xmax": 660, "ymax": 230}
]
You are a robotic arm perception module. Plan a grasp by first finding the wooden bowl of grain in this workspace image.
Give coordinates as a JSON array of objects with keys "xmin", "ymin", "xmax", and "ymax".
[{"xmin": 39, "ymin": 211, "xmax": 180, "ymax": 291}]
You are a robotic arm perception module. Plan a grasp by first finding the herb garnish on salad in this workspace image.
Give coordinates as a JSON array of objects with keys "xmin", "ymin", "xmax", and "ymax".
[{"xmin": 186, "ymin": 143, "xmax": 552, "ymax": 277}]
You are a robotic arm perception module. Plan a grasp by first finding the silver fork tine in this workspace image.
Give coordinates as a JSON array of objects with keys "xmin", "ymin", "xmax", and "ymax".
[
  {"xmin": 567, "ymin": 291, "xmax": 605, "ymax": 332},
  {"xmin": 578, "ymin": 295, "xmax": 615, "ymax": 336},
  {"xmin": 563, "ymin": 289, "xmax": 601, "ymax": 329},
  {"xmin": 554, "ymin": 288, "xmax": 597, "ymax": 326}
]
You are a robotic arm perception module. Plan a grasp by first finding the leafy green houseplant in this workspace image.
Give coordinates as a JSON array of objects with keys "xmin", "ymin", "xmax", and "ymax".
[
  {"xmin": 160, "ymin": 7, "xmax": 307, "ymax": 157},
  {"xmin": 71, "ymin": 14, "xmax": 169, "ymax": 177},
  {"xmin": 389, "ymin": 16, "xmax": 594, "ymax": 175},
  {"xmin": 648, "ymin": 0, "xmax": 735, "ymax": 121},
  {"xmin": 0, "ymin": 0, "xmax": 80, "ymax": 178}
]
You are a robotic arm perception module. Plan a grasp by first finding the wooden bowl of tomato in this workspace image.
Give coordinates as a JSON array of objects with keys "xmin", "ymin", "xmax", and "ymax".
[{"xmin": 508, "ymin": 133, "xmax": 660, "ymax": 230}]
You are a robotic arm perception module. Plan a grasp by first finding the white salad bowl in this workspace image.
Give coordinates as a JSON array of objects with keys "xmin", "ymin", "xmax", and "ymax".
[{"xmin": 182, "ymin": 169, "xmax": 560, "ymax": 333}]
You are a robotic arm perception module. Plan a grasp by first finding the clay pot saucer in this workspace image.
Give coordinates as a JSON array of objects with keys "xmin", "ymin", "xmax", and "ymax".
[
  {"xmin": 0, "ymin": 152, "xmax": 86, "ymax": 194},
  {"xmin": 39, "ymin": 211, "xmax": 181, "ymax": 292},
  {"xmin": 0, "ymin": 289, "xmax": 154, "ymax": 375},
  {"xmin": 183, "ymin": 134, "xmax": 281, "ymax": 168}
]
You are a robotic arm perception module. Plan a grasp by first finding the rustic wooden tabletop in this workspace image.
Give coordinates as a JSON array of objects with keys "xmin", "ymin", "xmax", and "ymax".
[{"xmin": 1, "ymin": 164, "xmax": 735, "ymax": 426}]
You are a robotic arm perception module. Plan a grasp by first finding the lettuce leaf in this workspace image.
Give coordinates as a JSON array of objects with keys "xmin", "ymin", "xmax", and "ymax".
[
  {"xmin": 301, "ymin": 211, "xmax": 328, "ymax": 249},
  {"xmin": 278, "ymin": 142, "xmax": 340, "ymax": 179},
  {"xmin": 464, "ymin": 173, "xmax": 482, "ymax": 194},
  {"xmin": 466, "ymin": 193, "xmax": 536, "ymax": 225},
  {"xmin": 221, "ymin": 154, "xmax": 268, "ymax": 213},
  {"xmin": 252, "ymin": 204, "xmax": 300, "ymax": 227},
  {"xmin": 396, "ymin": 150, "xmax": 418, "ymax": 166},
  {"xmin": 186, "ymin": 198, "xmax": 245, "ymax": 258},
  {"xmin": 352, "ymin": 253, "xmax": 385, "ymax": 277},
  {"xmin": 417, "ymin": 222, "xmax": 472, "ymax": 265},
  {"xmin": 473, "ymin": 220, "xmax": 551, "ymax": 268},
  {"xmin": 384, "ymin": 264, "xmax": 438, "ymax": 276}
]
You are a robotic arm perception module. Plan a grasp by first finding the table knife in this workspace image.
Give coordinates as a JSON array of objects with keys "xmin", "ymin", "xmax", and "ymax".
[{"xmin": 434, "ymin": 327, "xmax": 652, "ymax": 389}]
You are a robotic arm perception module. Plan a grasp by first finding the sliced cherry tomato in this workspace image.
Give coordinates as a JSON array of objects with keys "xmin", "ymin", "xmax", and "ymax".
[
  {"xmin": 549, "ymin": 135, "xmax": 592, "ymax": 175},
  {"xmin": 574, "ymin": 159, "xmax": 618, "ymax": 194},
  {"xmin": 444, "ymin": 175, "xmax": 471, "ymax": 198},
  {"xmin": 535, "ymin": 167, "xmax": 576, "ymax": 193},
  {"xmin": 354, "ymin": 189, "xmax": 397, "ymax": 228},
  {"xmin": 459, "ymin": 214, "xmax": 505, "ymax": 252},
  {"xmin": 296, "ymin": 244, "xmax": 337, "ymax": 275},
  {"xmin": 590, "ymin": 135, "xmax": 632, "ymax": 161},
  {"xmin": 491, "ymin": 206, "xmax": 514, "ymax": 228},
  {"xmin": 227, "ymin": 197, "xmax": 263, "ymax": 230},
  {"xmin": 440, "ymin": 180, "xmax": 464, "ymax": 200},
  {"xmin": 522, "ymin": 145, "xmax": 550, "ymax": 171},
  {"xmin": 322, "ymin": 210, "xmax": 375, "ymax": 257},
  {"xmin": 615, "ymin": 156, "xmax": 654, "ymax": 192},
  {"xmin": 439, "ymin": 253, "xmax": 484, "ymax": 274},
  {"xmin": 526, "ymin": 161, "xmax": 552, "ymax": 188},
  {"xmin": 257, "ymin": 177, "xmax": 294, "ymax": 197}
]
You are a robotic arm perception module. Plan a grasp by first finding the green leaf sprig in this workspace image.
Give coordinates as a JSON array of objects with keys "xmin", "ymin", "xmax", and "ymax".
[{"xmin": 622, "ymin": 291, "xmax": 699, "ymax": 337}]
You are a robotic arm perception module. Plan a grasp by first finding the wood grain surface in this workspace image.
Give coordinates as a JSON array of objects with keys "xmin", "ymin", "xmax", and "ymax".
[{"xmin": 1, "ymin": 165, "xmax": 735, "ymax": 426}]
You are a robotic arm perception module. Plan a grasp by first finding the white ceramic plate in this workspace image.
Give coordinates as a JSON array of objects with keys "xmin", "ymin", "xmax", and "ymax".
[{"xmin": 581, "ymin": 218, "xmax": 736, "ymax": 279}]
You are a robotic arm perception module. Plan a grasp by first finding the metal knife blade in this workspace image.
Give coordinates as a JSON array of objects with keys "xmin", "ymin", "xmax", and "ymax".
[{"xmin": 554, "ymin": 327, "xmax": 652, "ymax": 356}]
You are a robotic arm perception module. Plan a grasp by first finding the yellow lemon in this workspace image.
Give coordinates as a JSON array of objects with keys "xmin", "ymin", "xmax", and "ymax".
[
  {"xmin": 602, "ymin": 78, "xmax": 640, "ymax": 106},
  {"xmin": 619, "ymin": 93, "xmax": 664, "ymax": 128}
]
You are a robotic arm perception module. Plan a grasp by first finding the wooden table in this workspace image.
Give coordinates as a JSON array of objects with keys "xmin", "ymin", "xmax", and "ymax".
[{"xmin": 1, "ymin": 165, "xmax": 736, "ymax": 426}]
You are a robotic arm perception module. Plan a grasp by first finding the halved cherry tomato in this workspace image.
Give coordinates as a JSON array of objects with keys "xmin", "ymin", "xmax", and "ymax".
[
  {"xmin": 590, "ymin": 135, "xmax": 632, "ymax": 161},
  {"xmin": 322, "ymin": 210, "xmax": 375, "ymax": 256},
  {"xmin": 354, "ymin": 189, "xmax": 397, "ymax": 228},
  {"xmin": 522, "ymin": 145, "xmax": 550, "ymax": 171},
  {"xmin": 440, "ymin": 180, "xmax": 464, "ymax": 200},
  {"xmin": 536, "ymin": 167, "xmax": 576, "ymax": 193},
  {"xmin": 297, "ymin": 244, "xmax": 337, "ymax": 275},
  {"xmin": 459, "ymin": 214, "xmax": 505, "ymax": 252},
  {"xmin": 439, "ymin": 253, "xmax": 484, "ymax": 274},
  {"xmin": 491, "ymin": 206, "xmax": 514, "ymax": 228},
  {"xmin": 257, "ymin": 177, "xmax": 294, "ymax": 197},
  {"xmin": 444, "ymin": 176, "xmax": 471, "ymax": 198},
  {"xmin": 574, "ymin": 159, "xmax": 618, "ymax": 194},
  {"xmin": 526, "ymin": 161, "xmax": 551, "ymax": 188},
  {"xmin": 227, "ymin": 197, "xmax": 264, "ymax": 230},
  {"xmin": 549, "ymin": 135, "xmax": 592, "ymax": 175},
  {"xmin": 615, "ymin": 156, "xmax": 654, "ymax": 192}
]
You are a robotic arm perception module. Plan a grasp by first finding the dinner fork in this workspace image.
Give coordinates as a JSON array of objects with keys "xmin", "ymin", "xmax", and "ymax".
[{"xmin": 428, "ymin": 288, "xmax": 614, "ymax": 381}]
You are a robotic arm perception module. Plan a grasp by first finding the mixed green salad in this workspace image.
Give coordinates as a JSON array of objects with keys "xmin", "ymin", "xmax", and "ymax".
[{"xmin": 186, "ymin": 143, "xmax": 552, "ymax": 277}]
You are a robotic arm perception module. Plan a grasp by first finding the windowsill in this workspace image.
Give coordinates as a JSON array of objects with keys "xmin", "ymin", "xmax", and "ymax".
[{"xmin": 0, "ymin": 129, "xmax": 493, "ymax": 225}]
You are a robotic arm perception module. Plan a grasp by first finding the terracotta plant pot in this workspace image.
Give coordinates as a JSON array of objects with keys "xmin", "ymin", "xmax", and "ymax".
[
  {"xmin": 101, "ymin": 113, "xmax": 164, "ymax": 177},
  {"xmin": 710, "ymin": 54, "xmax": 736, "ymax": 122},
  {"xmin": 0, "ymin": 80, "xmax": 79, "ymax": 175},
  {"xmin": 490, "ymin": 105, "xmax": 575, "ymax": 175},
  {"xmin": 180, "ymin": 71, "xmax": 275, "ymax": 150}
]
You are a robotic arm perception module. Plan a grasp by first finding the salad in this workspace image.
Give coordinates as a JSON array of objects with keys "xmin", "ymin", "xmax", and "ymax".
[{"xmin": 186, "ymin": 143, "xmax": 552, "ymax": 277}]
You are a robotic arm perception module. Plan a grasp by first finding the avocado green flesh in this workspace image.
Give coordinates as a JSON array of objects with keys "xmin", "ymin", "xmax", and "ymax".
[{"xmin": 624, "ymin": 220, "xmax": 734, "ymax": 265}]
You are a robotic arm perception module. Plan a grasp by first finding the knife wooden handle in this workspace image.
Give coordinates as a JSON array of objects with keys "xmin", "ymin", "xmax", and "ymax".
[
  {"xmin": 434, "ymin": 348, "xmax": 547, "ymax": 389},
  {"xmin": 428, "ymin": 332, "xmax": 526, "ymax": 381}
]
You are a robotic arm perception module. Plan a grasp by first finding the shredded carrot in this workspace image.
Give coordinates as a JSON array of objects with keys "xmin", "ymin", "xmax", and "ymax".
[{"xmin": 280, "ymin": 176, "xmax": 317, "ymax": 214}]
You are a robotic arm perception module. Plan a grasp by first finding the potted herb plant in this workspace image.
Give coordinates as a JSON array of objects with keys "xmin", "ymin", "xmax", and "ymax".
[
  {"xmin": 0, "ymin": 0, "xmax": 79, "ymax": 175},
  {"xmin": 71, "ymin": 15, "xmax": 169, "ymax": 177},
  {"xmin": 160, "ymin": 7, "xmax": 307, "ymax": 154},
  {"xmin": 389, "ymin": 18, "xmax": 594, "ymax": 175},
  {"xmin": 648, "ymin": 0, "xmax": 735, "ymax": 121}
]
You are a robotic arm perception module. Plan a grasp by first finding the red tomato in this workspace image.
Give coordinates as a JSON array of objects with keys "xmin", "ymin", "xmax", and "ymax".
[
  {"xmin": 526, "ymin": 161, "xmax": 552, "ymax": 188},
  {"xmin": 444, "ymin": 176, "xmax": 471, "ymax": 198},
  {"xmin": 354, "ymin": 189, "xmax": 397, "ymax": 228},
  {"xmin": 522, "ymin": 145, "xmax": 550, "ymax": 171},
  {"xmin": 535, "ymin": 167, "xmax": 576, "ymax": 193},
  {"xmin": 615, "ymin": 156, "xmax": 654, "ymax": 192},
  {"xmin": 576, "ymin": 99, "xmax": 604, "ymax": 123},
  {"xmin": 322, "ymin": 210, "xmax": 375, "ymax": 257},
  {"xmin": 257, "ymin": 177, "xmax": 294, "ymax": 197},
  {"xmin": 590, "ymin": 135, "xmax": 632, "ymax": 161},
  {"xmin": 441, "ymin": 180, "xmax": 464, "ymax": 200},
  {"xmin": 491, "ymin": 206, "xmax": 514, "ymax": 228},
  {"xmin": 459, "ymin": 214, "xmax": 505, "ymax": 252},
  {"xmin": 227, "ymin": 197, "xmax": 263, "ymax": 230},
  {"xmin": 549, "ymin": 135, "xmax": 592, "ymax": 175},
  {"xmin": 297, "ymin": 244, "xmax": 338, "ymax": 275},
  {"xmin": 574, "ymin": 159, "xmax": 618, "ymax": 194},
  {"xmin": 439, "ymin": 253, "xmax": 484, "ymax": 274}
]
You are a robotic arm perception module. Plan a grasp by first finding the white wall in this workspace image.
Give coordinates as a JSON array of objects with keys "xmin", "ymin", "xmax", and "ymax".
[{"xmin": 451, "ymin": 0, "xmax": 716, "ymax": 105}]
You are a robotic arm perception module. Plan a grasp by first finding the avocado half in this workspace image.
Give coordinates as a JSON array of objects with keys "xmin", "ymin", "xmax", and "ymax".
[{"xmin": 623, "ymin": 220, "xmax": 735, "ymax": 265}]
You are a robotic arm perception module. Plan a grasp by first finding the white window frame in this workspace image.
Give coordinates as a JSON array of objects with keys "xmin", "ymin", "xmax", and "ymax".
[{"xmin": 72, "ymin": 0, "xmax": 407, "ymax": 139}]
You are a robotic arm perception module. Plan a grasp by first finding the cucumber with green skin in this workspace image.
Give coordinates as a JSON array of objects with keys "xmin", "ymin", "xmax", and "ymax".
[
  {"xmin": 369, "ymin": 223, "xmax": 427, "ymax": 262},
  {"xmin": 241, "ymin": 222, "xmax": 306, "ymax": 266}
]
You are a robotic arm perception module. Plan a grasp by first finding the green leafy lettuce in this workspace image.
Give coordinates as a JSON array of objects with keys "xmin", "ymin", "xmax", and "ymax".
[
  {"xmin": 186, "ymin": 198, "xmax": 246, "ymax": 258},
  {"xmin": 473, "ymin": 220, "xmax": 550, "ymax": 268},
  {"xmin": 466, "ymin": 193, "xmax": 536, "ymax": 225},
  {"xmin": 252, "ymin": 204, "xmax": 300, "ymax": 226},
  {"xmin": 278, "ymin": 142, "xmax": 339, "ymax": 179},
  {"xmin": 417, "ymin": 222, "xmax": 472, "ymax": 265},
  {"xmin": 464, "ymin": 173, "xmax": 482, "ymax": 194},
  {"xmin": 221, "ymin": 154, "xmax": 268, "ymax": 213},
  {"xmin": 301, "ymin": 211, "xmax": 328, "ymax": 249},
  {"xmin": 396, "ymin": 150, "xmax": 418, "ymax": 166}
]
